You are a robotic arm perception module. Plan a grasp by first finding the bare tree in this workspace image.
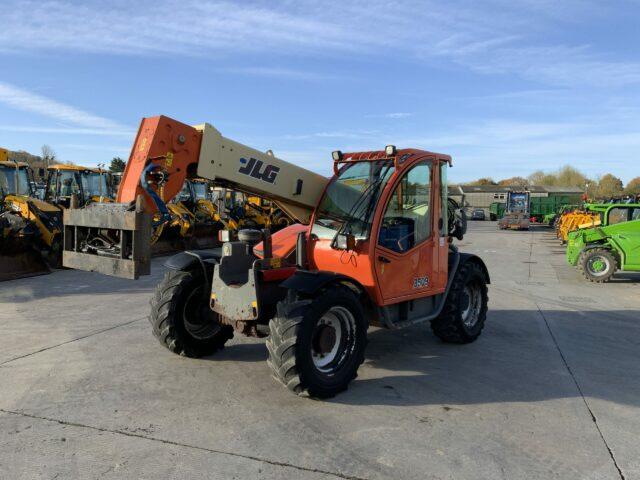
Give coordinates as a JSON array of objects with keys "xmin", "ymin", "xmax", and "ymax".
[
  {"xmin": 469, "ymin": 177, "xmax": 497, "ymax": 186},
  {"xmin": 41, "ymin": 145, "xmax": 56, "ymax": 168},
  {"xmin": 498, "ymin": 176, "xmax": 529, "ymax": 187}
]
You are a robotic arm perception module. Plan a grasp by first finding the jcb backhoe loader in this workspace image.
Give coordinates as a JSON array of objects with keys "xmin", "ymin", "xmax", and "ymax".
[
  {"xmin": 63, "ymin": 115, "xmax": 490, "ymax": 398},
  {"xmin": 0, "ymin": 160, "xmax": 62, "ymax": 279},
  {"xmin": 44, "ymin": 164, "xmax": 113, "ymax": 208},
  {"xmin": 170, "ymin": 178, "xmax": 222, "ymax": 249}
]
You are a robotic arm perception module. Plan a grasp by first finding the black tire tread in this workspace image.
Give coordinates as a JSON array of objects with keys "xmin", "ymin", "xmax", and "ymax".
[
  {"xmin": 430, "ymin": 261, "xmax": 489, "ymax": 344},
  {"xmin": 578, "ymin": 247, "xmax": 617, "ymax": 283},
  {"xmin": 149, "ymin": 269, "xmax": 233, "ymax": 357},
  {"xmin": 266, "ymin": 287, "xmax": 366, "ymax": 398}
]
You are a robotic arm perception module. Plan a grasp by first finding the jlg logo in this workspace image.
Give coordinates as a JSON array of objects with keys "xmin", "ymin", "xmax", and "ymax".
[{"xmin": 238, "ymin": 158, "xmax": 280, "ymax": 184}]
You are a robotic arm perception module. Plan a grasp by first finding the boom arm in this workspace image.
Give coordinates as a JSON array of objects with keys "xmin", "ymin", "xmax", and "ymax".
[{"xmin": 118, "ymin": 115, "xmax": 327, "ymax": 224}]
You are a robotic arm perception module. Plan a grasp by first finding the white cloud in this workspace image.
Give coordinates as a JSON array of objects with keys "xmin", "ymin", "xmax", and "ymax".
[
  {"xmin": 1, "ymin": 1, "xmax": 637, "ymax": 88},
  {"xmin": 282, "ymin": 130, "xmax": 379, "ymax": 141},
  {"xmin": 219, "ymin": 66, "xmax": 343, "ymax": 81},
  {"xmin": 365, "ymin": 113, "xmax": 413, "ymax": 119},
  {"xmin": 0, "ymin": 125, "xmax": 133, "ymax": 136},
  {"xmin": 0, "ymin": 82, "xmax": 130, "ymax": 132}
]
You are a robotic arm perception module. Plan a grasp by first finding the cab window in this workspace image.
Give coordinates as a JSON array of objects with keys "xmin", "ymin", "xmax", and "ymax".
[
  {"xmin": 440, "ymin": 163, "xmax": 448, "ymax": 237},
  {"xmin": 56, "ymin": 171, "xmax": 81, "ymax": 197},
  {"xmin": 378, "ymin": 162, "xmax": 431, "ymax": 253},
  {"xmin": 608, "ymin": 207, "xmax": 629, "ymax": 225}
]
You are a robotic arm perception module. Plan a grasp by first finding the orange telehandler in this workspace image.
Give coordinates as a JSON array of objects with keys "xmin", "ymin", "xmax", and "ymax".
[{"xmin": 63, "ymin": 115, "xmax": 490, "ymax": 398}]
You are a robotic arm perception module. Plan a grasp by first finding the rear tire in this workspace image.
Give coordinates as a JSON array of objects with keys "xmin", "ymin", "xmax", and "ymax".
[
  {"xmin": 431, "ymin": 261, "xmax": 488, "ymax": 343},
  {"xmin": 578, "ymin": 248, "xmax": 617, "ymax": 283},
  {"xmin": 150, "ymin": 269, "xmax": 233, "ymax": 357},
  {"xmin": 266, "ymin": 286, "xmax": 367, "ymax": 398}
]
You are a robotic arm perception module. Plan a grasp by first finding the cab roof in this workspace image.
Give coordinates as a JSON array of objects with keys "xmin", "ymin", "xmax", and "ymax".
[
  {"xmin": 333, "ymin": 148, "xmax": 452, "ymax": 175},
  {"xmin": 48, "ymin": 164, "xmax": 107, "ymax": 173},
  {"xmin": 0, "ymin": 160, "xmax": 30, "ymax": 168}
]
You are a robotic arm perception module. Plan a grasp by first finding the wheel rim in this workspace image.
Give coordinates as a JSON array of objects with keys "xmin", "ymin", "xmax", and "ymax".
[
  {"xmin": 587, "ymin": 255, "xmax": 610, "ymax": 276},
  {"xmin": 183, "ymin": 287, "xmax": 222, "ymax": 340},
  {"xmin": 461, "ymin": 283, "xmax": 482, "ymax": 328},
  {"xmin": 311, "ymin": 306, "xmax": 356, "ymax": 373}
]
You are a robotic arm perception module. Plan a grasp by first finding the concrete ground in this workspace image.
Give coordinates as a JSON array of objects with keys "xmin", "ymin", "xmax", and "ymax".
[{"xmin": 0, "ymin": 222, "xmax": 638, "ymax": 480}]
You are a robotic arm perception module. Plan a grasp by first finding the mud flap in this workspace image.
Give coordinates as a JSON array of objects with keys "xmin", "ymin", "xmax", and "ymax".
[{"xmin": 0, "ymin": 251, "xmax": 50, "ymax": 282}]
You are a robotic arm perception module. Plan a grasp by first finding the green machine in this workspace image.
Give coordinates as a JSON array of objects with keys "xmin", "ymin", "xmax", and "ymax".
[
  {"xmin": 566, "ymin": 203, "xmax": 640, "ymax": 282},
  {"xmin": 530, "ymin": 194, "xmax": 582, "ymax": 223},
  {"xmin": 491, "ymin": 193, "xmax": 583, "ymax": 224},
  {"xmin": 489, "ymin": 202, "xmax": 505, "ymax": 221}
]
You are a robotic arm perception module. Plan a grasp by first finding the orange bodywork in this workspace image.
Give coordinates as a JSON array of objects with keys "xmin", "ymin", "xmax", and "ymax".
[
  {"xmin": 310, "ymin": 149, "xmax": 450, "ymax": 307},
  {"xmin": 115, "ymin": 114, "xmax": 454, "ymax": 308},
  {"xmin": 254, "ymin": 149, "xmax": 451, "ymax": 308},
  {"xmin": 254, "ymin": 223, "xmax": 308, "ymax": 259},
  {"xmin": 117, "ymin": 116, "xmax": 202, "ymax": 212}
]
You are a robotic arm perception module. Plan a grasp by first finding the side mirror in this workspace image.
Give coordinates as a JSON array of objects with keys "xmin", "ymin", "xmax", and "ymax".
[{"xmin": 333, "ymin": 233, "xmax": 356, "ymax": 251}]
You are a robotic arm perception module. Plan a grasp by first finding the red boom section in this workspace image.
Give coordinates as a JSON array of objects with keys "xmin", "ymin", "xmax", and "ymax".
[{"xmin": 117, "ymin": 115, "xmax": 203, "ymax": 213}]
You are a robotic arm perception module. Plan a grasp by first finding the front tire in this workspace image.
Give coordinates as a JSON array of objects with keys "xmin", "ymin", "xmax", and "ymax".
[
  {"xmin": 150, "ymin": 269, "xmax": 233, "ymax": 357},
  {"xmin": 431, "ymin": 261, "xmax": 488, "ymax": 343},
  {"xmin": 266, "ymin": 286, "xmax": 367, "ymax": 398},
  {"xmin": 579, "ymin": 248, "xmax": 617, "ymax": 283}
]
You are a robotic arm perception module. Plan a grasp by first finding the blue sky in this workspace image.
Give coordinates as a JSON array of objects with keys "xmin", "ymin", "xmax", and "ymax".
[{"xmin": 0, "ymin": 0, "xmax": 639, "ymax": 183}]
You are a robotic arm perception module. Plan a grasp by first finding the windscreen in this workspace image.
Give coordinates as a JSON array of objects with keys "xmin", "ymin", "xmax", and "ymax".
[
  {"xmin": 0, "ymin": 165, "xmax": 31, "ymax": 196},
  {"xmin": 53, "ymin": 170, "xmax": 81, "ymax": 199},
  {"xmin": 508, "ymin": 192, "xmax": 529, "ymax": 213},
  {"xmin": 192, "ymin": 182, "xmax": 209, "ymax": 200},
  {"xmin": 81, "ymin": 172, "xmax": 109, "ymax": 198},
  {"xmin": 312, "ymin": 160, "xmax": 395, "ymax": 240}
]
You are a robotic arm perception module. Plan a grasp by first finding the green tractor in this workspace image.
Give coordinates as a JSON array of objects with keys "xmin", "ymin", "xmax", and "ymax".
[{"xmin": 566, "ymin": 203, "xmax": 640, "ymax": 282}]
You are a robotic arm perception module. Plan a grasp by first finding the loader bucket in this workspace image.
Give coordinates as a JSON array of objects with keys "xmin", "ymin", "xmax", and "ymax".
[
  {"xmin": 188, "ymin": 222, "xmax": 221, "ymax": 250},
  {"xmin": 62, "ymin": 201, "xmax": 152, "ymax": 279},
  {"xmin": 0, "ymin": 251, "xmax": 50, "ymax": 282}
]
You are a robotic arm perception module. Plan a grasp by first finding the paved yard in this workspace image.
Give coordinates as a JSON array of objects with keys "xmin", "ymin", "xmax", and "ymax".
[{"xmin": 1, "ymin": 222, "xmax": 638, "ymax": 479}]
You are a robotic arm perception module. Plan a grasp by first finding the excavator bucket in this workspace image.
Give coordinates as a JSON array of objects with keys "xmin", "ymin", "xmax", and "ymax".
[
  {"xmin": 0, "ymin": 213, "xmax": 51, "ymax": 281},
  {"xmin": 0, "ymin": 251, "xmax": 50, "ymax": 281}
]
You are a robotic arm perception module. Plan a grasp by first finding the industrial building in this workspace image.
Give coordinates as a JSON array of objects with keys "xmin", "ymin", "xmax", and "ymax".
[{"xmin": 453, "ymin": 185, "xmax": 584, "ymax": 218}]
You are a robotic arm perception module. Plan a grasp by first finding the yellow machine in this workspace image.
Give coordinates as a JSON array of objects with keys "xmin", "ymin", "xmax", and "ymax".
[
  {"xmin": 44, "ymin": 164, "xmax": 113, "ymax": 208},
  {"xmin": 222, "ymin": 191, "xmax": 292, "ymax": 231},
  {"xmin": 0, "ymin": 160, "xmax": 62, "ymax": 280},
  {"xmin": 151, "ymin": 201, "xmax": 195, "ymax": 251},
  {"xmin": 246, "ymin": 195, "xmax": 292, "ymax": 230},
  {"xmin": 556, "ymin": 209, "xmax": 600, "ymax": 243}
]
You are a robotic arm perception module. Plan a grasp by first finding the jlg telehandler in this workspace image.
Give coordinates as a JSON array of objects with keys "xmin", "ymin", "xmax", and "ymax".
[{"xmin": 63, "ymin": 116, "xmax": 490, "ymax": 398}]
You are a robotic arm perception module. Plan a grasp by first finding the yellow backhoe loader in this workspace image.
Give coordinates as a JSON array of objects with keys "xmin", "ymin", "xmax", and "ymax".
[
  {"xmin": 44, "ymin": 164, "xmax": 113, "ymax": 208},
  {"xmin": 0, "ymin": 159, "xmax": 62, "ymax": 280}
]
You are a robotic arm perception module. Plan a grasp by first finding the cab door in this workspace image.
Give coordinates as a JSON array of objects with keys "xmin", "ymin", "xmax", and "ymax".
[{"xmin": 373, "ymin": 161, "xmax": 437, "ymax": 303}]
